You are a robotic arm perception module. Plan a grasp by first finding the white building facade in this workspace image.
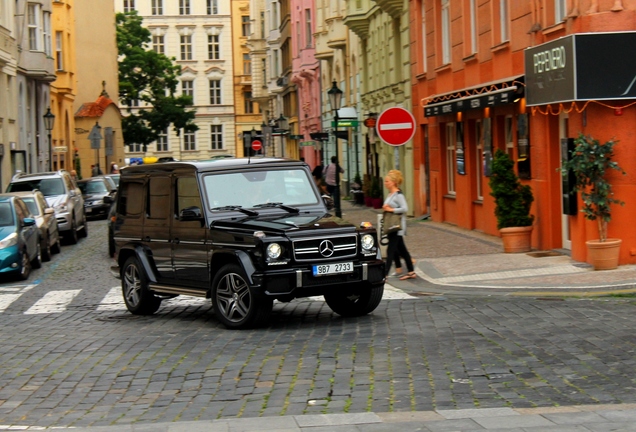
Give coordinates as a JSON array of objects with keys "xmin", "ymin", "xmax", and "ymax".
[{"xmin": 114, "ymin": 0, "xmax": 236, "ymax": 161}]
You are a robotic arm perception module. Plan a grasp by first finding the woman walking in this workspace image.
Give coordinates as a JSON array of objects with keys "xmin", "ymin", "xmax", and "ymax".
[{"xmin": 382, "ymin": 170, "xmax": 416, "ymax": 280}]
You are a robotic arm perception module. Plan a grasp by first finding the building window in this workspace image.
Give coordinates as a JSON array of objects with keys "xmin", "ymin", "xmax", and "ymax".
[
  {"xmin": 211, "ymin": 125, "xmax": 223, "ymax": 150},
  {"xmin": 179, "ymin": 0, "xmax": 190, "ymax": 15},
  {"xmin": 43, "ymin": 11, "xmax": 51, "ymax": 55},
  {"xmin": 55, "ymin": 31, "xmax": 63, "ymax": 70},
  {"xmin": 244, "ymin": 92, "xmax": 253, "ymax": 114},
  {"xmin": 180, "ymin": 35, "xmax": 192, "ymax": 60},
  {"xmin": 555, "ymin": 0, "xmax": 567, "ymax": 22},
  {"xmin": 305, "ymin": 9, "xmax": 312, "ymax": 47},
  {"xmin": 27, "ymin": 3, "xmax": 42, "ymax": 51},
  {"xmin": 128, "ymin": 143, "xmax": 143, "ymax": 152},
  {"xmin": 446, "ymin": 123, "xmax": 455, "ymax": 194},
  {"xmin": 181, "ymin": 80, "xmax": 194, "ymax": 102},
  {"xmin": 260, "ymin": 11, "xmax": 265, "ymax": 39},
  {"xmin": 184, "ymin": 131, "xmax": 196, "ymax": 151},
  {"xmin": 157, "ymin": 128, "xmax": 168, "ymax": 152},
  {"xmin": 208, "ymin": 35, "xmax": 220, "ymax": 60},
  {"xmin": 498, "ymin": 0, "xmax": 509, "ymax": 42},
  {"xmin": 209, "ymin": 79, "xmax": 221, "ymax": 104},
  {"xmin": 441, "ymin": 0, "xmax": 451, "ymax": 65},
  {"xmin": 207, "ymin": 0, "xmax": 218, "ymax": 14},
  {"xmin": 505, "ymin": 116, "xmax": 514, "ymax": 159},
  {"xmin": 272, "ymin": 49, "xmax": 279, "ymax": 76},
  {"xmin": 243, "ymin": 53, "xmax": 251, "ymax": 75},
  {"xmin": 469, "ymin": 0, "xmax": 477, "ymax": 55},
  {"xmin": 420, "ymin": 0, "xmax": 427, "ymax": 74},
  {"xmin": 242, "ymin": 15, "xmax": 250, "ymax": 37},
  {"xmin": 475, "ymin": 120, "xmax": 483, "ymax": 201},
  {"xmin": 123, "ymin": 0, "xmax": 135, "ymax": 12},
  {"xmin": 151, "ymin": 0, "xmax": 163, "ymax": 15},
  {"xmin": 152, "ymin": 35, "xmax": 164, "ymax": 54}
]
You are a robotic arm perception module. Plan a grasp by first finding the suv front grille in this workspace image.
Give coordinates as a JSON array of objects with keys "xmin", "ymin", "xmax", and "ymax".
[{"xmin": 292, "ymin": 234, "xmax": 358, "ymax": 262}]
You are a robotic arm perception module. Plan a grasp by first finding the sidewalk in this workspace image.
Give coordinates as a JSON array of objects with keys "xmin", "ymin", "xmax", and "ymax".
[
  {"xmin": 340, "ymin": 199, "xmax": 636, "ymax": 296},
  {"xmin": 34, "ymin": 404, "xmax": 636, "ymax": 431}
]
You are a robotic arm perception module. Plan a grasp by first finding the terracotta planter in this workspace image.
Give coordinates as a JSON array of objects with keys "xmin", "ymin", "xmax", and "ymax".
[
  {"xmin": 364, "ymin": 196, "xmax": 373, "ymax": 207},
  {"xmin": 500, "ymin": 226, "xmax": 533, "ymax": 253},
  {"xmin": 371, "ymin": 198, "xmax": 383, "ymax": 209},
  {"xmin": 586, "ymin": 238, "xmax": 622, "ymax": 270}
]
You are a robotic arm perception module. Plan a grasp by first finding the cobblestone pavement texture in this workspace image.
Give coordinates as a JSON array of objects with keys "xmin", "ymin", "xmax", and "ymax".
[{"xmin": 0, "ymin": 204, "xmax": 636, "ymax": 431}]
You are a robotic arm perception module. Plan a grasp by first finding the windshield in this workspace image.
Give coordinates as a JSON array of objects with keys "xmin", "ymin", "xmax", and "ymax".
[
  {"xmin": 21, "ymin": 198, "xmax": 40, "ymax": 216},
  {"xmin": 8, "ymin": 178, "xmax": 65, "ymax": 196},
  {"xmin": 79, "ymin": 181, "xmax": 108, "ymax": 194},
  {"xmin": 0, "ymin": 203, "xmax": 15, "ymax": 226},
  {"xmin": 203, "ymin": 168, "xmax": 319, "ymax": 210}
]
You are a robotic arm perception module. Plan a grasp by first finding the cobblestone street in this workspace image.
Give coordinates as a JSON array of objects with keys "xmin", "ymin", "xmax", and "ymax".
[{"xmin": 1, "ymin": 220, "xmax": 636, "ymax": 430}]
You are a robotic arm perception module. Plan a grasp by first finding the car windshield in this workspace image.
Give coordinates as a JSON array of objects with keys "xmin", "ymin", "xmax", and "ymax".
[
  {"xmin": 203, "ymin": 168, "xmax": 319, "ymax": 210},
  {"xmin": 21, "ymin": 198, "xmax": 40, "ymax": 216},
  {"xmin": 8, "ymin": 178, "xmax": 65, "ymax": 196},
  {"xmin": 80, "ymin": 181, "xmax": 108, "ymax": 194},
  {"xmin": 0, "ymin": 203, "xmax": 15, "ymax": 226}
]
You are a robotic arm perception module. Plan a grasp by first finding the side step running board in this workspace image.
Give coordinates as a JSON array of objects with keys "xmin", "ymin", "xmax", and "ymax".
[{"xmin": 149, "ymin": 284, "xmax": 208, "ymax": 298}]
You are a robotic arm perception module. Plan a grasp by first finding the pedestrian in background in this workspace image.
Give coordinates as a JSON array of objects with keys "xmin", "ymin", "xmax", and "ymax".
[
  {"xmin": 110, "ymin": 162, "xmax": 119, "ymax": 174},
  {"xmin": 382, "ymin": 169, "xmax": 416, "ymax": 280},
  {"xmin": 323, "ymin": 156, "xmax": 344, "ymax": 196}
]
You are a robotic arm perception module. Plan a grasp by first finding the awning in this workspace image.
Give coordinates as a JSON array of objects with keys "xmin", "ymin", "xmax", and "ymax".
[{"xmin": 423, "ymin": 76, "xmax": 524, "ymax": 117}]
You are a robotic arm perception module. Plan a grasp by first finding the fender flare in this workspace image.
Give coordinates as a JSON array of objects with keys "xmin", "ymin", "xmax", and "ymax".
[
  {"xmin": 211, "ymin": 249, "xmax": 258, "ymax": 285},
  {"xmin": 119, "ymin": 244, "xmax": 159, "ymax": 284}
]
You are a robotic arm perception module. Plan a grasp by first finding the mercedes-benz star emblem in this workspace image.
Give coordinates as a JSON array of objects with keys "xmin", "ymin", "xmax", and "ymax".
[{"xmin": 319, "ymin": 240, "xmax": 335, "ymax": 257}]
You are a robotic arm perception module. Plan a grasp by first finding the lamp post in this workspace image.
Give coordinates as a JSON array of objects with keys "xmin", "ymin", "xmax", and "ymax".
[
  {"xmin": 327, "ymin": 80, "xmax": 343, "ymax": 218},
  {"xmin": 277, "ymin": 113, "xmax": 288, "ymax": 158},
  {"xmin": 43, "ymin": 107, "xmax": 55, "ymax": 171}
]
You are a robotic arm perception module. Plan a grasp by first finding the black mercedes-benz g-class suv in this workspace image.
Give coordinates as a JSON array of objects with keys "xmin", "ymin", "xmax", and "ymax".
[{"xmin": 110, "ymin": 158, "xmax": 385, "ymax": 329}]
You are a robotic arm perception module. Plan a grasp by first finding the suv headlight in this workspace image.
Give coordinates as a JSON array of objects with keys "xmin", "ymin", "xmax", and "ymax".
[
  {"xmin": 0, "ymin": 233, "xmax": 18, "ymax": 249},
  {"xmin": 266, "ymin": 243, "xmax": 282, "ymax": 259},
  {"xmin": 361, "ymin": 234, "xmax": 374, "ymax": 251}
]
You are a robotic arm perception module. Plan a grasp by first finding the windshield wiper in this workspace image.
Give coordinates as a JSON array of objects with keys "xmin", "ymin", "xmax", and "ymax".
[
  {"xmin": 253, "ymin": 202, "xmax": 300, "ymax": 214},
  {"xmin": 210, "ymin": 205, "xmax": 259, "ymax": 216}
]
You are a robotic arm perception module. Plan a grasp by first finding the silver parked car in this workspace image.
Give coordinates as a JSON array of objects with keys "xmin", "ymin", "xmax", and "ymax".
[{"xmin": 6, "ymin": 170, "xmax": 87, "ymax": 244}]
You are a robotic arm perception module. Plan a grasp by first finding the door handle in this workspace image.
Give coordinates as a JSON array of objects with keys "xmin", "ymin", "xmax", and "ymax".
[
  {"xmin": 173, "ymin": 238, "xmax": 180, "ymax": 244},
  {"xmin": 144, "ymin": 236, "xmax": 150, "ymax": 242}
]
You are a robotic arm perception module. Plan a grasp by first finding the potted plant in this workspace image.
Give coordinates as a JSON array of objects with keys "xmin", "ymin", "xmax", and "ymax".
[
  {"xmin": 560, "ymin": 133, "xmax": 625, "ymax": 270},
  {"xmin": 489, "ymin": 149, "xmax": 534, "ymax": 253},
  {"xmin": 370, "ymin": 176, "xmax": 383, "ymax": 209}
]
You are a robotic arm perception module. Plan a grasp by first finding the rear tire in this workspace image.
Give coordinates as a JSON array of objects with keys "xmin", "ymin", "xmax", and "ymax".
[
  {"xmin": 67, "ymin": 218, "xmax": 78, "ymax": 245},
  {"xmin": 42, "ymin": 234, "xmax": 52, "ymax": 262},
  {"xmin": 324, "ymin": 283, "xmax": 384, "ymax": 317},
  {"xmin": 121, "ymin": 257, "xmax": 161, "ymax": 315},
  {"xmin": 212, "ymin": 264, "xmax": 272, "ymax": 329}
]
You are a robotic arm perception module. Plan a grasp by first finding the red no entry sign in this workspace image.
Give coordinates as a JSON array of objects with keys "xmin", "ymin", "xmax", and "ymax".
[
  {"xmin": 251, "ymin": 140, "xmax": 262, "ymax": 151},
  {"xmin": 376, "ymin": 107, "xmax": 416, "ymax": 146}
]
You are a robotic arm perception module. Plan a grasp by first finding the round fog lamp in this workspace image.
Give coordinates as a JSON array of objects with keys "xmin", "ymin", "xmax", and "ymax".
[
  {"xmin": 361, "ymin": 234, "xmax": 374, "ymax": 250},
  {"xmin": 267, "ymin": 243, "xmax": 282, "ymax": 259}
]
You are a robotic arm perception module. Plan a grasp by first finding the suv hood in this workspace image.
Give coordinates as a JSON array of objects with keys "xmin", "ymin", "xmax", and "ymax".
[
  {"xmin": 44, "ymin": 194, "xmax": 68, "ymax": 208},
  {"xmin": 211, "ymin": 212, "xmax": 359, "ymax": 235}
]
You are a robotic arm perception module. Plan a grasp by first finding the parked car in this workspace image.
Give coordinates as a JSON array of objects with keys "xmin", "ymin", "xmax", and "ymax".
[
  {"xmin": 77, "ymin": 177, "xmax": 117, "ymax": 220},
  {"xmin": 0, "ymin": 194, "xmax": 41, "ymax": 280},
  {"xmin": 104, "ymin": 174, "xmax": 120, "ymax": 188},
  {"xmin": 110, "ymin": 158, "xmax": 385, "ymax": 329},
  {"xmin": 10, "ymin": 190, "xmax": 61, "ymax": 261},
  {"xmin": 6, "ymin": 170, "xmax": 87, "ymax": 244}
]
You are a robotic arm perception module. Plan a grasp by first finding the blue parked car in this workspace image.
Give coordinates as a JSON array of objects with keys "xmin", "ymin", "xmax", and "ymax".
[{"xmin": 0, "ymin": 194, "xmax": 41, "ymax": 280}]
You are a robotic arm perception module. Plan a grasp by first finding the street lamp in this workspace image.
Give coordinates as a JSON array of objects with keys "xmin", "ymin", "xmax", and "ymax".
[
  {"xmin": 327, "ymin": 80, "xmax": 343, "ymax": 217},
  {"xmin": 276, "ymin": 113, "xmax": 288, "ymax": 158},
  {"xmin": 43, "ymin": 107, "xmax": 55, "ymax": 171}
]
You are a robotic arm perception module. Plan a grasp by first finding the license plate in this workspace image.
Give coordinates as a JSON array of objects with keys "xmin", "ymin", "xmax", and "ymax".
[
  {"xmin": 312, "ymin": 262, "xmax": 353, "ymax": 276},
  {"xmin": 85, "ymin": 207, "xmax": 92, "ymax": 213}
]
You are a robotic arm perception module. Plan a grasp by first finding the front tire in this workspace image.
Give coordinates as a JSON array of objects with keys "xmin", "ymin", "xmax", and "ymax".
[
  {"xmin": 212, "ymin": 264, "xmax": 272, "ymax": 329},
  {"xmin": 42, "ymin": 234, "xmax": 52, "ymax": 262},
  {"xmin": 324, "ymin": 283, "xmax": 384, "ymax": 317},
  {"xmin": 31, "ymin": 241, "xmax": 42, "ymax": 269},
  {"xmin": 78, "ymin": 214, "xmax": 88, "ymax": 238},
  {"xmin": 18, "ymin": 250, "xmax": 31, "ymax": 281},
  {"xmin": 121, "ymin": 257, "xmax": 161, "ymax": 315},
  {"xmin": 67, "ymin": 218, "xmax": 78, "ymax": 245}
]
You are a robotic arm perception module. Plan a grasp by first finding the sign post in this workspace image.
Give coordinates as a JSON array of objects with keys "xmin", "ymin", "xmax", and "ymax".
[{"xmin": 376, "ymin": 107, "xmax": 416, "ymax": 146}]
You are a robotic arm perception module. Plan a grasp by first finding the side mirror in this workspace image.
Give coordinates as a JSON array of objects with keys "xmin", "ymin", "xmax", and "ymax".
[
  {"xmin": 179, "ymin": 206, "xmax": 203, "ymax": 221},
  {"xmin": 103, "ymin": 195, "xmax": 113, "ymax": 204},
  {"xmin": 69, "ymin": 190, "xmax": 76, "ymax": 197},
  {"xmin": 23, "ymin": 217, "xmax": 36, "ymax": 227}
]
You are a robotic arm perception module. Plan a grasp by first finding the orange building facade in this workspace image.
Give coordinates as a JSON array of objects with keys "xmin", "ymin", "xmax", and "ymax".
[{"xmin": 410, "ymin": 0, "xmax": 636, "ymax": 265}]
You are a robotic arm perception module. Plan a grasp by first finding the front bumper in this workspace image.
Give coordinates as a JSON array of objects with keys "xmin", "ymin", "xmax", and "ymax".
[
  {"xmin": 255, "ymin": 260, "xmax": 386, "ymax": 297},
  {"xmin": 0, "ymin": 245, "xmax": 21, "ymax": 274},
  {"xmin": 85, "ymin": 203, "xmax": 110, "ymax": 218}
]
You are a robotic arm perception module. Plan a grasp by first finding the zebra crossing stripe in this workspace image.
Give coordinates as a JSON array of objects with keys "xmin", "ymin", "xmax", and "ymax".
[
  {"xmin": 97, "ymin": 287, "xmax": 125, "ymax": 311},
  {"xmin": 0, "ymin": 294, "xmax": 22, "ymax": 313},
  {"xmin": 24, "ymin": 290, "xmax": 81, "ymax": 315}
]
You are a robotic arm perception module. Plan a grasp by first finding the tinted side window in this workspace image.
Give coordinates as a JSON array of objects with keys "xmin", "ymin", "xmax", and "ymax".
[
  {"xmin": 148, "ymin": 177, "xmax": 170, "ymax": 220},
  {"xmin": 120, "ymin": 181, "xmax": 144, "ymax": 217},
  {"xmin": 176, "ymin": 177, "xmax": 202, "ymax": 215}
]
